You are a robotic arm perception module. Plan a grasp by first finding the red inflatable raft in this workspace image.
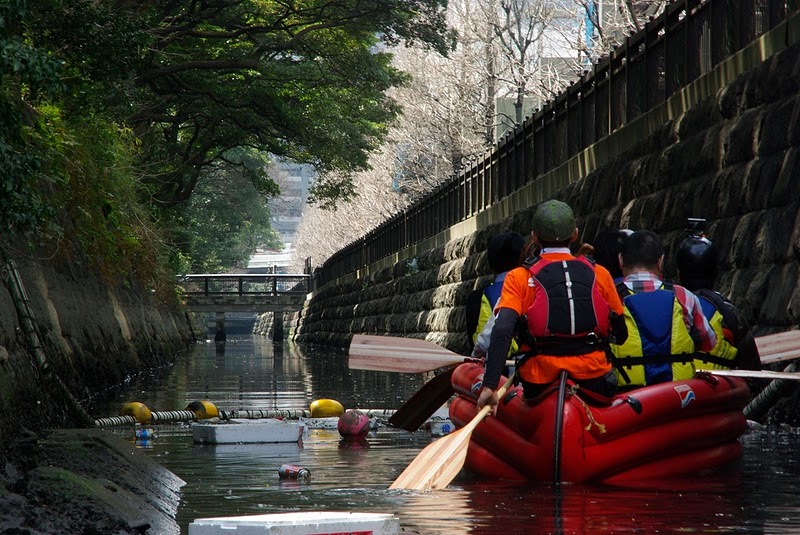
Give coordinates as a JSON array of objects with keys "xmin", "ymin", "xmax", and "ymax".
[{"xmin": 449, "ymin": 362, "xmax": 750, "ymax": 484}]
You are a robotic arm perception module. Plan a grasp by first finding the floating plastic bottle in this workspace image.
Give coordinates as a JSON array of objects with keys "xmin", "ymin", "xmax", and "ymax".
[
  {"xmin": 278, "ymin": 464, "xmax": 310, "ymax": 481},
  {"xmin": 134, "ymin": 426, "xmax": 154, "ymax": 439}
]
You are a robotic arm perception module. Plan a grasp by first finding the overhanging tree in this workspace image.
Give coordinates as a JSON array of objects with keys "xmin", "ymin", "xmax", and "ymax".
[{"xmin": 130, "ymin": 0, "xmax": 455, "ymax": 208}]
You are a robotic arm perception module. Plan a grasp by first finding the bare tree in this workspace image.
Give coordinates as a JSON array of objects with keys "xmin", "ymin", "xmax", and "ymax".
[
  {"xmin": 570, "ymin": 0, "xmax": 667, "ymax": 61},
  {"xmin": 292, "ymin": 0, "xmax": 670, "ymax": 270}
]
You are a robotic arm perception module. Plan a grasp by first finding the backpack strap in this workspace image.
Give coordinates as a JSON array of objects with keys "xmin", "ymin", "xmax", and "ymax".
[{"xmin": 695, "ymin": 288, "xmax": 741, "ymax": 343}]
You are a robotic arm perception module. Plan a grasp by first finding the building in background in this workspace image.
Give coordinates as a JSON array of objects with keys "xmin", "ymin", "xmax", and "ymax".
[{"xmin": 248, "ymin": 159, "xmax": 315, "ymax": 274}]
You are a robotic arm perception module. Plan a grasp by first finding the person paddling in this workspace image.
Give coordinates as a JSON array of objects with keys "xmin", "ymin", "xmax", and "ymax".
[
  {"xmin": 477, "ymin": 200, "xmax": 627, "ymax": 412},
  {"xmin": 610, "ymin": 230, "xmax": 717, "ymax": 388},
  {"xmin": 467, "ymin": 232, "xmax": 526, "ymax": 357},
  {"xmin": 676, "ymin": 221, "xmax": 761, "ymax": 372}
]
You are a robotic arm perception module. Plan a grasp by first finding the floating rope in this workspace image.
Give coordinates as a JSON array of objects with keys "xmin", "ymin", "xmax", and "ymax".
[
  {"xmin": 94, "ymin": 407, "xmax": 398, "ymax": 426},
  {"xmin": 94, "ymin": 415, "xmax": 137, "ymax": 427}
]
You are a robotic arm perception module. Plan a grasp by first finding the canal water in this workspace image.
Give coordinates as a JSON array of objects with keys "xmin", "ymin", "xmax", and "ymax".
[{"xmin": 91, "ymin": 336, "xmax": 800, "ymax": 534}]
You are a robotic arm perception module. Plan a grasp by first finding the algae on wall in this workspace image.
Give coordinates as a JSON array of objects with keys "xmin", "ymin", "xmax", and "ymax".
[{"xmin": 0, "ymin": 244, "xmax": 192, "ymax": 449}]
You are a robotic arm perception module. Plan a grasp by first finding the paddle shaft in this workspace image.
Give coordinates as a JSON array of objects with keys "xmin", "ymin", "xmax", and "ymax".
[{"xmin": 701, "ymin": 369, "xmax": 800, "ymax": 381}]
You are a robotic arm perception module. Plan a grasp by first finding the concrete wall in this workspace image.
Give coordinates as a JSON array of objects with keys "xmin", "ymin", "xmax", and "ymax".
[
  {"xmin": 0, "ymin": 244, "xmax": 191, "ymax": 447},
  {"xmin": 295, "ymin": 31, "xmax": 800, "ymax": 355}
]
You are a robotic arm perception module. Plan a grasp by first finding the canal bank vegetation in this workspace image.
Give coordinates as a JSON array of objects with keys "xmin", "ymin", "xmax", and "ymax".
[{"xmin": 1, "ymin": 0, "xmax": 455, "ymax": 279}]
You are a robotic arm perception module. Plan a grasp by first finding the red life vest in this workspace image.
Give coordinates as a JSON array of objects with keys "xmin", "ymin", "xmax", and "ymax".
[{"xmin": 524, "ymin": 255, "xmax": 611, "ymax": 355}]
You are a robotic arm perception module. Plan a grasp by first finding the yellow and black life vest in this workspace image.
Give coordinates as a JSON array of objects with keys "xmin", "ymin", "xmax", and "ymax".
[
  {"xmin": 610, "ymin": 281, "xmax": 696, "ymax": 387},
  {"xmin": 692, "ymin": 288, "xmax": 738, "ymax": 370}
]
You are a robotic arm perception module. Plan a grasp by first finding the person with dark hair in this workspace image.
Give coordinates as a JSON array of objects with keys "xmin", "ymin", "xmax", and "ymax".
[
  {"xmin": 477, "ymin": 200, "xmax": 627, "ymax": 411},
  {"xmin": 467, "ymin": 232, "xmax": 526, "ymax": 357},
  {"xmin": 591, "ymin": 229, "xmax": 632, "ymax": 281},
  {"xmin": 676, "ymin": 231, "xmax": 761, "ymax": 371},
  {"xmin": 610, "ymin": 230, "xmax": 717, "ymax": 388}
]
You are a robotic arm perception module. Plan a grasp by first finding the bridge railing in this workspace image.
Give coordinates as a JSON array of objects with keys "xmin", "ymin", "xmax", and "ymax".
[
  {"xmin": 317, "ymin": 0, "xmax": 797, "ymax": 286},
  {"xmin": 180, "ymin": 274, "xmax": 311, "ymax": 296}
]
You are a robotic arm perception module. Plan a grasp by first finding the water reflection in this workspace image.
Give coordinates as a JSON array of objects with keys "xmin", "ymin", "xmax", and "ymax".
[{"xmin": 91, "ymin": 337, "xmax": 800, "ymax": 534}]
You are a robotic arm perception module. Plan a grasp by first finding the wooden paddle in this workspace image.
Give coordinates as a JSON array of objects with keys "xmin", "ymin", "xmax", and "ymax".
[
  {"xmin": 349, "ymin": 334, "xmax": 469, "ymax": 373},
  {"xmin": 389, "ymin": 373, "xmax": 516, "ymax": 491},
  {"xmin": 388, "ymin": 366, "xmax": 456, "ymax": 432},
  {"xmin": 350, "ymin": 331, "xmax": 800, "ymax": 373},
  {"xmin": 348, "ymin": 334, "xmax": 514, "ymax": 373},
  {"xmin": 756, "ymin": 330, "xmax": 800, "ymax": 366},
  {"xmin": 700, "ymin": 369, "xmax": 800, "ymax": 381}
]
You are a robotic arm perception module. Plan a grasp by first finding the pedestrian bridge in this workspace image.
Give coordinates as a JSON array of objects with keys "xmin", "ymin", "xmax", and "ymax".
[{"xmin": 179, "ymin": 273, "xmax": 311, "ymax": 312}]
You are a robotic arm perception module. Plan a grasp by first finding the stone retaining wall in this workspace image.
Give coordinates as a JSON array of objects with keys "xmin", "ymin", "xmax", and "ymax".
[
  {"xmin": 0, "ymin": 244, "xmax": 191, "ymax": 448},
  {"xmin": 295, "ymin": 41, "xmax": 800, "ymax": 354}
]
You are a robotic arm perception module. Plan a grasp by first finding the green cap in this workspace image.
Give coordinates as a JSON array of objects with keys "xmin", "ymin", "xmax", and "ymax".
[{"xmin": 532, "ymin": 200, "xmax": 576, "ymax": 242}]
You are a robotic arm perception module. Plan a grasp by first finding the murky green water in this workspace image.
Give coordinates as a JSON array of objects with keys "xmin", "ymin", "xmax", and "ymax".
[{"xmin": 91, "ymin": 336, "xmax": 800, "ymax": 534}]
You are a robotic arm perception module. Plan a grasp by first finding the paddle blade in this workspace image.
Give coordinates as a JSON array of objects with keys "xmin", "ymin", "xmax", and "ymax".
[
  {"xmin": 389, "ymin": 367, "xmax": 455, "ymax": 432},
  {"xmin": 389, "ymin": 374, "xmax": 515, "ymax": 491},
  {"xmin": 389, "ymin": 415, "xmax": 480, "ymax": 491},
  {"xmin": 348, "ymin": 334, "xmax": 464, "ymax": 373},
  {"xmin": 757, "ymin": 330, "xmax": 800, "ymax": 365}
]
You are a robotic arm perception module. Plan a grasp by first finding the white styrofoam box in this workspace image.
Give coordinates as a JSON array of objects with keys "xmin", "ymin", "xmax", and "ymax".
[
  {"xmin": 189, "ymin": 511, "xmax": 400, "ymax": 535},
  {"xmin": 192, "ymin": 419, "xmax": 304, "ymax": 444},
  {"xmin": 429, "ymin": 406, "xmax": 450, "ymax": 420}
]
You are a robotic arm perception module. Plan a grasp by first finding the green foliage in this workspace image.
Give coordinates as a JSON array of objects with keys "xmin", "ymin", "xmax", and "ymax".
[
  {"xmin": 0, "ymin": 0, "xmax": 63, "ymax": 97},
  {"xmin": 0, "ymin": 0, "xmax": 455, "ymax": 299},
  {"xmin": 27, "ymin": 0, "xmax": 150, "ymax": 115},
  {"xmin": 167, "ymin": 150, "xmax": 282, "ymax": 274},
  {"xmin": 131, "ymin": 0, "xmax": 454, "ymax": 207},
  {"xmin": 0, "ymin": 98, "xmax": 60, "ymax": 235}
]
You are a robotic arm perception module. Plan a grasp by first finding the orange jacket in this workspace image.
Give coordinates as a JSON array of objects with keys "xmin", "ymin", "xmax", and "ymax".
[{"xmin": 495, "ymin": 252, "xmax": 624, "ymax": 384}]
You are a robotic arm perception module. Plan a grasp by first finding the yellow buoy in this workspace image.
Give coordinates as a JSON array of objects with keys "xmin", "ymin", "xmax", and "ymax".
[
  {"xmin": 120, "ymin": 402, "xmax": 152, "ymax": 424},
  {"xmin": 310, "ymin": 399, "xmax": 345, "ymax": 418},
  {"xmin": 186, "ymin": 400, "xmax": 219, "ymax": 420}
]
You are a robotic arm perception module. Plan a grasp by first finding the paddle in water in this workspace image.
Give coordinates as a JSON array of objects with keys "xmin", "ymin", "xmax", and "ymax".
[
  {"xmin": 388, "ymin": 366, "xmax": 456, "ymax": 432},
  {"xmin": 389, "ymin": 373, "xmax": 516, "ymax": 491}
]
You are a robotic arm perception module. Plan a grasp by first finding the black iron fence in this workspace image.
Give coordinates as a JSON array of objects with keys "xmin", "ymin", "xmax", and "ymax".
[{"xmin": 317, "ymin": 0, "xmax": 796, "ymax": 287}]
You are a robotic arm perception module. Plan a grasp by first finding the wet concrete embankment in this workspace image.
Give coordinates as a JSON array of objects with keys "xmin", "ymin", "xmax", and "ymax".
[{"xmin": 0, "ymin": 243, "xmax": 192, "ymax": 533}]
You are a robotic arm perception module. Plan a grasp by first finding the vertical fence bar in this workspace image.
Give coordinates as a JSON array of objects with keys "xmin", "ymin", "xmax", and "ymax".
[
  {"xmin": 580, "ymin": 71, "xmax": 595, "ymax": 148},
  {"xmin": 594, "ymin": 57, "xmax": 610, "ymax": 141}
]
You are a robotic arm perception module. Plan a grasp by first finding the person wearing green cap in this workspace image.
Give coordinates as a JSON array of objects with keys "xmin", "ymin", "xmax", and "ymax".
[{"xmin": 477, "ymin": 200, "xmax": 627, "ymax": 411}]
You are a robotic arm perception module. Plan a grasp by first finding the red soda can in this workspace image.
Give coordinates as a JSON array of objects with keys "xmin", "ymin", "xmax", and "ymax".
[{"xmin": 278, "ymin": 463, "xmax": 310, "ymax": 481}]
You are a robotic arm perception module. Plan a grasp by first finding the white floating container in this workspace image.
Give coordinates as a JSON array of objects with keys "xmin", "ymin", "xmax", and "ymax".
[
  {"xmin": 428, "ymin": 406, "xmax": 453, "ymax": 436},
  {"xmin": 192, "ymin": 418, "xmax": 304, "ymax": 444},
  {"xmin": 189, "ymin": 511, "xmax": 399, "ymax": 535}
]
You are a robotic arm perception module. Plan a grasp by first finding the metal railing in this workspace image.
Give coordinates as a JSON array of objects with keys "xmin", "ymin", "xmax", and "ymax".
[
  {"xmin": 180, "ymin": 274, "xmax": 311, "ymax": 296},
  {"xmin": 317, "ymin": 0, "xmax": 796, "ymax": 287}
]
